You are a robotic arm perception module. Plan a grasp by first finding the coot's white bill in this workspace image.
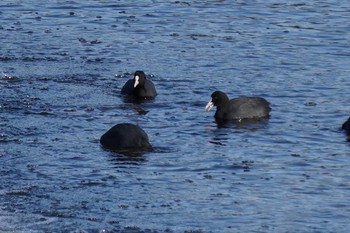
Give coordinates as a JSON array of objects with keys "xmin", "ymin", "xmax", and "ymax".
[
  {"xmin": 205, "ymin": 98, "xmax": 214, "ymax": 112},
  {"xmin": 134, "ymin": 75, "xmax": 140, "ymax": 88}
]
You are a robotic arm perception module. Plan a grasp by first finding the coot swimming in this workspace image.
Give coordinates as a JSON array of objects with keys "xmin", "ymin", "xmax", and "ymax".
[
  {"xmin": 100, "ymin": 123, "xmax": 152, "ymax": 152},
  {"xmin": 342, "ymin": 117, "xmax": 350, "ymax": 134},
  {"xmin": 205, "ymin": 90, "xmax": 271, "ymax": 121},
  {"xmin": 121, "ymin": 71, "xmax": 157, "ymax": 99}
]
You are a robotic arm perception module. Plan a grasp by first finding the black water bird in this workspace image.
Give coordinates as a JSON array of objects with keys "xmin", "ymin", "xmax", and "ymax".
[
  {"xmin": 121, "ymin": 71, "xmax": 157, "ymax": 99},
  {"xmin": 100, "ymin": 123, "xmax": 152, "ymax": 152},
  {"xmin": 205, "ymin": 90, "xmax": 271, "ymax": 121},
  {"xmin": 342, "ymin": 117, "xmax": 350, "ymax": 134}
]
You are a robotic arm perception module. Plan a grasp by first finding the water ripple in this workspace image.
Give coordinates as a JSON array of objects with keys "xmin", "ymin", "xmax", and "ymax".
[{"xmin": 1, "ymin": 0, "xmax": 350, "ymax": 232}]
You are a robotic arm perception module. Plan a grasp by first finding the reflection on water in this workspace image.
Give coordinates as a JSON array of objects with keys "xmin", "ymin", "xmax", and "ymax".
[
  {"xmin": 109, "ymin": 153, "xmax": 147, "ymax": 167},
  {"xmin": 214, "ymin": 117, "xmax": 270, "ymax": 129},
  {"xmin": 344, "ymin": 134, "xmax": 350, "ymax": 142}
]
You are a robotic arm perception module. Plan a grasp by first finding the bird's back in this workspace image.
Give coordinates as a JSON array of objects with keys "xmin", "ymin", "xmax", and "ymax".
[
  {"xmin": 136, "ymin": 79, "xmax": 157, "ymax": 98},
  {"xmin": 228, "ymin": 96, "xmax": 271, "ymax": 119}
]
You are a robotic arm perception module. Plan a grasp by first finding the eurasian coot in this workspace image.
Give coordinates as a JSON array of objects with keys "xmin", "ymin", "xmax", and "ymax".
[
  {"xmin": 342, "ymin": 117, "xmax": 350, "ymax": 134},
  {"xmin": 205, "ymin": 90, "xmax": 271, "ymax": 121},
  {"xmin": 121, "ymin": 71, "xmax": 157, "ymax": 99},
  {"xmin": 100, "ymin": 123, "xmax": 152, "ymax": 152}
]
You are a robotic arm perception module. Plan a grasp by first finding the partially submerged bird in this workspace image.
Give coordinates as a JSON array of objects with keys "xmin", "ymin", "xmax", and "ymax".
[
  {"xmin": 121, "ymin": 71, "xmax": 157, "ymax": 99},
  {"xmin": 100, "ymin": 123, "xmax": 152, "ymax": 153},
  {"xmin": 205, "ymin": 90, "xmax": 271, "ymax": 121},
  {"xmin": 342, "ymin": 117, "xmax": 350, "ymax": 135}
]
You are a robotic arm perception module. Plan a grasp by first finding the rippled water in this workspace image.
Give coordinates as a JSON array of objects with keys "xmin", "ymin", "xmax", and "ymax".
[{"xmin": 1, "ymin": 1, "xmax": 350, "ymax": 232}]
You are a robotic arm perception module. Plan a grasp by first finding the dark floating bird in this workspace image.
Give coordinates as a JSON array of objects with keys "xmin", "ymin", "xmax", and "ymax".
[
  {"xmin": 342, "ymin": 117, "xmax": 350, "ymax": 135},
  {"xmin": 100, "ymin": 123, "xmax": 152, "ymax": 153},
  {"xmin": 205, "ymin": 90, "xmax": 271, "ymax": 122},
  {"xmin": 121, "ymin": 71, "xmax": 157, "ymax": 99}
]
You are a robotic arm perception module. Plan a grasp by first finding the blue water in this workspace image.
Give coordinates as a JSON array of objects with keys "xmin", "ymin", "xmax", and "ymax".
[{"xmin": 1, "ymin": 1, "xmax": 350, "ymax": 232}]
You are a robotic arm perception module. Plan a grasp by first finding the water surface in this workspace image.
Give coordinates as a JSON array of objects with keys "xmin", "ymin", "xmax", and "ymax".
[{"xmin": 1, "ymin": 1, "xmax": 350, "ymax": 232}]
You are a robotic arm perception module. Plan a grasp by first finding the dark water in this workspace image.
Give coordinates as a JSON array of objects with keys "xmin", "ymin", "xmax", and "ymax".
[{"xmin": 1, "ymin": 0, "xmax": 350, "ymax": 232}]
